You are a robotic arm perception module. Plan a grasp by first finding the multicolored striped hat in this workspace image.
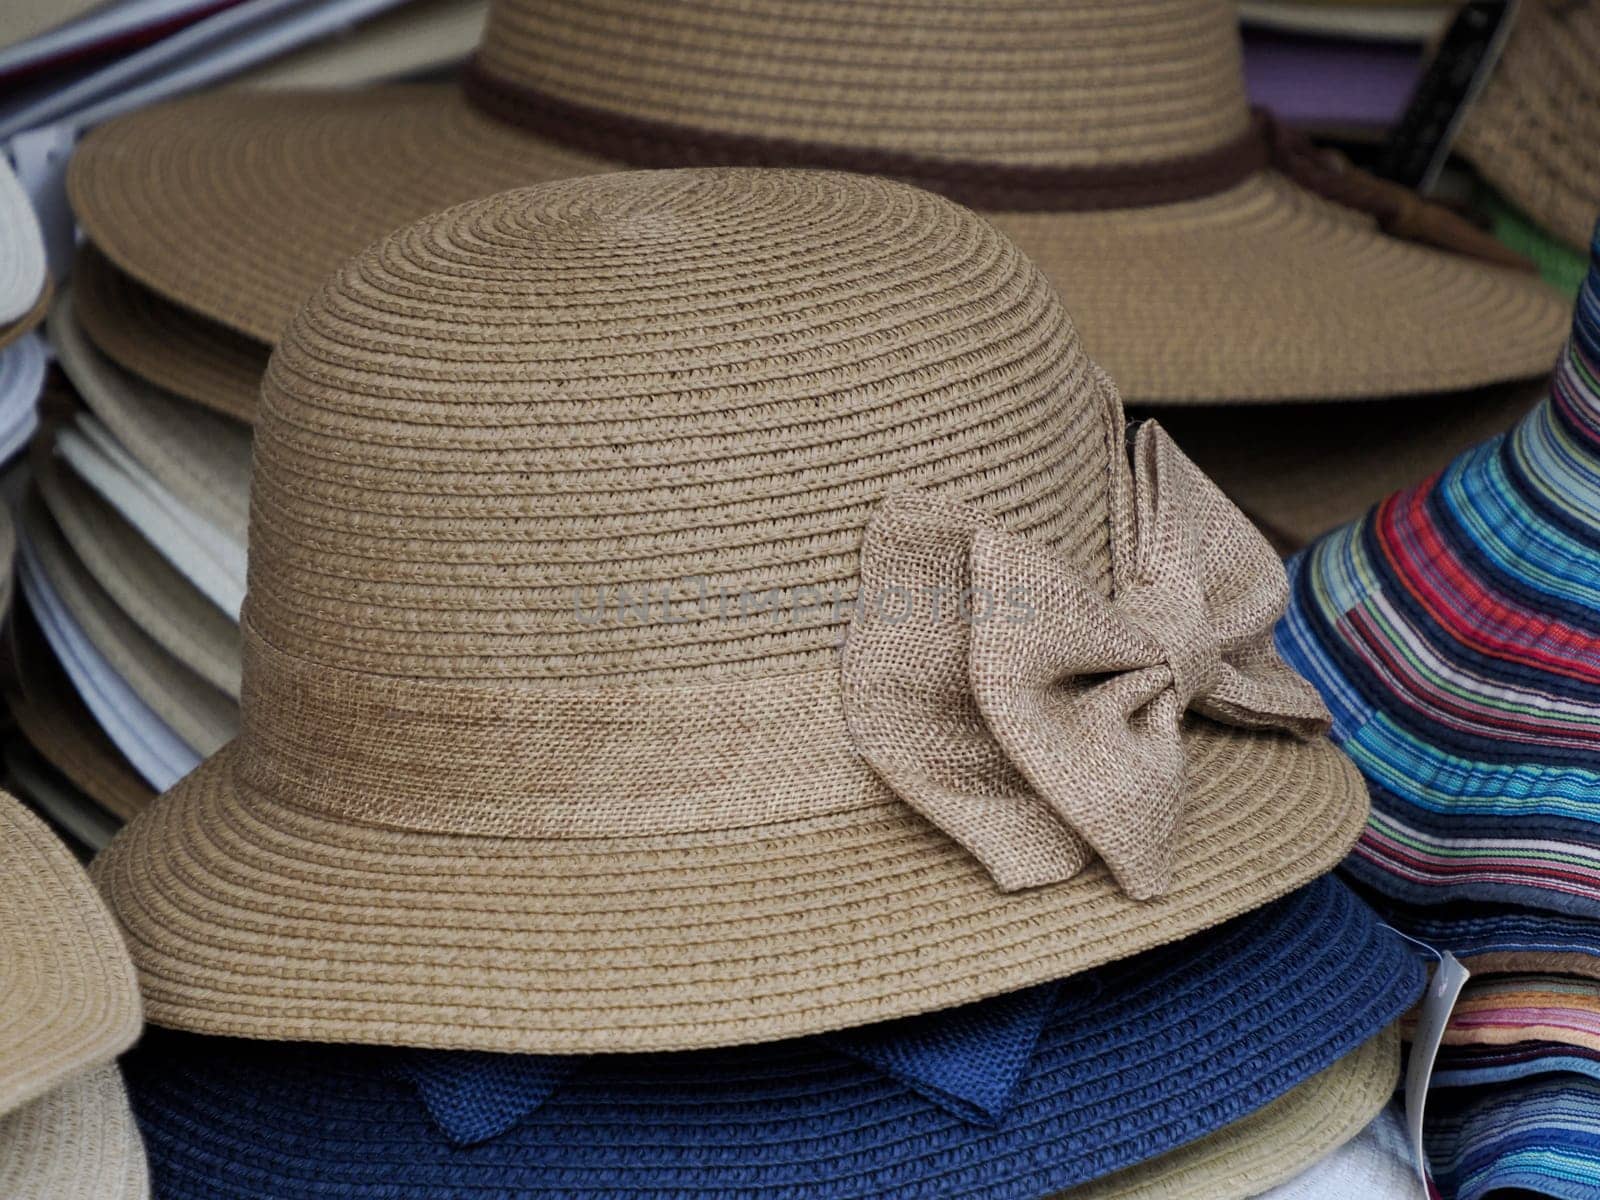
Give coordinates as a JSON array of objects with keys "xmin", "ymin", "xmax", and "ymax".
[
  {"xmin": 1278, "ymin": 221, "xmax": 1600, "ymax": 918},
  {"xmin": 1428, "ymin": 1074, "xmax": 1600, "ymax": 1200}
]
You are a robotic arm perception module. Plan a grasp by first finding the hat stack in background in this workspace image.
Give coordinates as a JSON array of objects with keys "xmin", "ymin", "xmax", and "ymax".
[
  {"xmin": 91, "ymin": 165, "xmax": 1425, "ymax": 1197},
  {"xmin": 1280, "ymin": 222, "xmax": 1600, "ymax": 1200},
  {"xmin": 0, "ymin": 0, "xmax": 1595, "ymax": 1196}
]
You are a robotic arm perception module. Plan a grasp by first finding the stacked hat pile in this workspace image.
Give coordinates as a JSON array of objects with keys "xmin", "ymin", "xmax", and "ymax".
[
  {"xmin": 1238, "ymin": 0, "xmax": 1449, "ymax": 140},
  {"xmin": 0, "ymin": 789, "xmax": 146, "ymax": 1198},
  {"xmin": 1280, "ymin": 224, "xmax": 1600, "ymax": 1198},
  {"xmin": 82, "ymin": 164, "xmax": 1431, "ymax": 1198},
  {"xmin": 0, "ymin": 155, "xmax": 48, "ymax": 464}
]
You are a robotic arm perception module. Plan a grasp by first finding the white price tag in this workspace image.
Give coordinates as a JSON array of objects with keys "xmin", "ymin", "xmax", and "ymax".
[{"xmin": 1404, "ymin": 950, "xmax": 1470, "ymax": 1196}]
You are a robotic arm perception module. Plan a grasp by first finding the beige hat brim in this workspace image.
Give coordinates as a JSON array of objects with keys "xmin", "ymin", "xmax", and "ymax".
[
  {"xmin": 93, "ymin": 716, "xmax": 1366, "ymax": 1053},
  {"xmin": 67, "ymin": 85, "xmax": 1568, "ymax": 402},
  {"xmin": 1146, "ymin": 378, "xmax": 1546, "ymax": 547},
  {"xmin": 36, "ymin": 451, "xmax": 242, "ymax": 698},
  {"xmin": 1075, "ymin": 1025, "xmax": 1399, "ymax": 1200},
  {"xmin": 73, "ymin": 245, "xmax": 264, "ymax": 424},
  {"xmin": 19, "ymin": 489, "xmax": 239, "ymax": 757},
  {"xmin": 0, "ymin": 792, "xmax": 142, "ymax": 1113},
  {"xmin": 5, "ymin": 603, "xmax": 158, "ymax": 824},
  {"xmin": 0, "ymin": 1065, "xmax": 149, "ymax": 1200}
]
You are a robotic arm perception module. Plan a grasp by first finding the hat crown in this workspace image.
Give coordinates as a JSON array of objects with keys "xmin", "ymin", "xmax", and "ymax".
[
  {"xmin": 473, "ymin": 0, "xmax": 1251, "ymax": 169},
  {"xmin": 251, "ymin": 169, "xmax": 1120, "ymax": 686}
]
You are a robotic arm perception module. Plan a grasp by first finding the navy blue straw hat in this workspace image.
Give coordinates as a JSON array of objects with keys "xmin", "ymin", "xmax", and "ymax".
[{"xmin": 127, "ymin": 876, "xmax": 1421, "ymax": 1200}]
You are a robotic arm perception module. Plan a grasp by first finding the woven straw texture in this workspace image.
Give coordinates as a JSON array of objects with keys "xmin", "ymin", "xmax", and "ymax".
[
  {"xmin": 0, "ymin": 791, "xmax": 141, "ymax": 1114},
  {"xmin": 19, "ymin": 487, "xmax": 238, "ymax": 756},
  {"xmin": 123, "ymin": 877, "xmax": 1419, "ymax": 1198},
  {"xmin": 1075, "ymin": 1027, "xmax": 1400, "ymax": 1200},
  {"xmin": 0, "ymin": 1065, "xmax": 148, "ymax": 1200},
  {"xmin": 51, "ymin": 289, "xmax": 252, "ymax": 547},
  {"xmin": 1459, "ymin": 0, "xmax": 1600, "ymax": 253},
  {"xmin": 95, "ymin": 169, "xmax": 1367, "ymax": 1053},
  {"xmin": 5, "ymin": 601, "xmax": 157, "ymax": 823},
  {"xmin": 37, "ymin": 450, "xmax": 241, "ymax": 697},
  {"xmin": 67, "ymin": 0, "xmax": 1567, "ymax": 402},
  {"xmin": 74, "ymin": 245, "xmax": 264, "ymax": 423}
]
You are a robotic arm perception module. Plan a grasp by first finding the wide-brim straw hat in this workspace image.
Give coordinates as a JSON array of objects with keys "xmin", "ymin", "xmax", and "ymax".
[
  {"xmin": 17, "ymin": 486, "xmax": 238, "ymax": 756},
  {"xmin": 68, "ymin": 0, "xmax": 1568, "ymax": 404},
  {"xmin": 1277, "ymin": 226, "xmax": 1600, "ymax": 916},
  {"xmin": 73, "ymin": 246, "xmax": 264, "ymax": 424},
  {"xmin": 16, "ymin": 497, "xmax": 207, "ymax": 791},
  {"xmin": 0, "ymin": 790, "xmax": 147, "ymax": 1196},
  {"xmin": 1375, "ymin": 896, "xmax": 1600, "ymax": 981},
  {"xmin": 0, "ymin": 1063, "xmax": 148, "ymax": 1200},
  {"xmin": 234, "ymin": 0, "xmax": 487, "ymax": 90},
  {"xmin": 1458, "ymin": 0, "xmax": 1600, "ymax": 254},
  {"xmin": 1420, "ymin": 975, "xmax": 1600, "ymax": 1056},
  {"xmin": 36, "ymin": 449, "xmax": 240, "ymax": 696},
  {"xmin": 0, "ymin": 157, "xmax": 47, "ymax": 330},
  {"xmin": 4, "ymin": 600, "xmax": 158, "ymax": 822},
  {"xmin": 94, "ymin": 169, "xmax": 1369, "ymax": 1053},
  {"xmin": 123, "ymin": 876, "xmax": 1419, "ymax": 1199},
  {"xmin": 1434, "ymin": 1040, "xmax": 1600, "ymax": 1089}
]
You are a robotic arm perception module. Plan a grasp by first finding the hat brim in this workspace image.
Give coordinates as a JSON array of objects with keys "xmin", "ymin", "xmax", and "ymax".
[
  {"xmin": 0, "ymin": 793, "xmax": 142, "ymax": 1113},
  {"xmin": 119, "ymin": 879, "xmax": 1413, "ymax": 1197},
  {"xmin": 0, "ymin": 157, "xmax": 47, "ymax": 328},
  {"xmin": 19, "ymin": 488, "xmax": 238, "ymax": 758},
  {"xmin": 67, "ymin": 85, "xmax": 1568, "ymax": 403},
  {"xmin": 0, "ymin": 1065, "xmax": 148, "ymax": 1200},
  {"xmin": 94, "ymin": 713, "xmax": 1367, "ymax": 1053},
  {"xmin": 73, "ymin": 245, "xmax": 264, "ymax": 424},
  {"xmin": 5, "ymin": 601, "xmax": 158, "ymax": 823},
  {"xmin": 1078, "ymin": 1028, "xmax": 1399, "ymax": 1200},
  {"xmin": 1146, "ymin": 379, "xmax": 1546, "ymax": 547},
  {"xmin": 37, "ymin": 452, "xmax": 242, "ymax": 698}
]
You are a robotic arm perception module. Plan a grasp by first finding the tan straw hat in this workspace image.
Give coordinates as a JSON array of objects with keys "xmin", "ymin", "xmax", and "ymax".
[
  {"xmin": 5, "ymin": 600, "xmax": 158, "ymax": 823},
  {"xmin": 36, "ymin": 449, "xmax": 241, "ymax": 697},
  {"xmin": 69, "ymin": 0, "xmax": 1567, "ymax": 403},
  {"xmin": 0, "ymin": 789, "xmax": 146, "ymax": 1196},
  {"xmin": 1458, "ymin": 0, "xmax": 1600, "ymax": 253},
  {"xmin": 1073, "ymin": 1025, "xmax": 1400, "ymax": 1200},
  {"xmin": 74, "ymin": 245, "xmax": 264, "ymax": 424},
  {"xmin": 94, "ymin": 169, "xmax": 1367, "ymax": 1053}
]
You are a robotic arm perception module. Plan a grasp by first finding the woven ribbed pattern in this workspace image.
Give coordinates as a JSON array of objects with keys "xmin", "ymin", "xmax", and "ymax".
[
  {"xmin": 124, "ymin": 877, "xmax": 1421, "ymax": 1199},
  {"xmin": 1459, "ymin": 0, "xmax": 1600, "ymax": 253},
  {"xmin": 66, "ymin": 1, "xmax": 1568, "ymax": 404},
  {"xmin": 1430, "ymin": 1075, "xmax": 1600, "ymax": 1200},
  {"xmin": 20, "ymin": 488, "xmax": 237, "ymax": 756},
  {"xmin": 0, "ymin": 793, "xmax": 141, "ymax": 1115},
  {"xmin": 0, "ymin": 1066, "xmax": 149, "ymax": 1200},
  {"xmin": 476, "ymin": 0, "xmax": 1248, "ymax": 167},
  {"xmin": 5, "ymin": 601, "xmax": 157, "ymax": 823},
  {"xmin": 73, "ymin": 245, "xmax": 264, "ymax": 423},
  {"xmin": 1369, "ymin": 896, "xmax": 1600, "ymax": 980},
  {"xmin": 37, "ymin": 453, "xmax": 242, "ymax": 698},
  {"xmin": 94, "ymin": 169, "xmax": 1370, "ymax": 1052},
  {"xmin": 1278, "ymin": 226, "xmax": 1600, "ymax": 915},
  {"xmin": 1417, "ymin": 975, "xmax": 1600, "ymax": 1055}
]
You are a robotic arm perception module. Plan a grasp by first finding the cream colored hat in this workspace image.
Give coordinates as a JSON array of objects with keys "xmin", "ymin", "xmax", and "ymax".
[
  {"xmin": 0, "ymin": 790, "xmax": 147, "ymax": 1197},
  {"xmin": 1458, "ymin": 0, "xmax": 1600, "ymax": 253},
  {"xmin": 68, "ymin": 0, "xmax": 1567, "ymax": 403},
  {"xmin": 94, "ymin": 169, "xmax": 1367, "ymax": 1054}
]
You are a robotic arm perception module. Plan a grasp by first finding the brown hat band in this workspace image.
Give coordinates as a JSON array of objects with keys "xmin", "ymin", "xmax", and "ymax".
[
  {"xmin": 464, "ymin": 62, "xmax": 1531, "ymax": 268},
  {"xmin": 461, "ymin": 60, "xmax": 1272, "ymax": 213},
  {"xmin": 236, "ymin": 618, "xmax": 876, "ymax": 840}
]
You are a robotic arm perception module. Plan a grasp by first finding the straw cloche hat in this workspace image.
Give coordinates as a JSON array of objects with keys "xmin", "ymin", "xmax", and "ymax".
[
  {"xmin": 0, "ymin": 791, "xmax": 147, "ymax": 1197},
  {"xmin": 94, "ymin": 168, "xmax": 1368, "ymax": 1053},
  {"xmin": 68, "ymin": 0, "xmax": 1567, "ymax": 403}
]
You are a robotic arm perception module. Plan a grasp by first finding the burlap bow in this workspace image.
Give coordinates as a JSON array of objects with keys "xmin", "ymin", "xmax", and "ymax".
[{"xmin": 842, "ymin": 422, "xmax": 1329, "ymax": 898}]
